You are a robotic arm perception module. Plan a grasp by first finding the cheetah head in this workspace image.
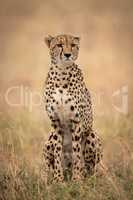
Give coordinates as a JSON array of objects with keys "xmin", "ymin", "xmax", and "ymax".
[{"xmin": 45, "ymin": 34, "xmax": 80, "ymax": 65}]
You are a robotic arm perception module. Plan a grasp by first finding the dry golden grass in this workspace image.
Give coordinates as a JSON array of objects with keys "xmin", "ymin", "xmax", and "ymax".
[{"xmin": 0, "ymin": 110, "xmax": 133, "ymax": 200}]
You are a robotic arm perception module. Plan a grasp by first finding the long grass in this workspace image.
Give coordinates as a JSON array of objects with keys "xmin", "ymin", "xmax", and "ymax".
[{"xmin": 0, "ymin": 110, "xmax": 133, "ymax": 200}]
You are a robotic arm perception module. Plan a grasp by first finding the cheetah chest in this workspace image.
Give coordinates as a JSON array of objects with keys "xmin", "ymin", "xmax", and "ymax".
[{"xmin": 52, "ymin": 88, "xmax": 76, "ymax": 120}]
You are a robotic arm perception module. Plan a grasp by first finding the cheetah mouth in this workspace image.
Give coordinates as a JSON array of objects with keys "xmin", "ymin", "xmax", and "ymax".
[
  {"xmin": 59, "ymin": 56, "xmax": 74, "ymax": 64},
  {"xmin": 63, "ymin": 57, "xmax": 72, "ymax": 62}
]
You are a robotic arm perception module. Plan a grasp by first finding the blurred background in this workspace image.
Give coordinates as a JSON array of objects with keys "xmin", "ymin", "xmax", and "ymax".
[
  {"xmin": 0, "ymin": 1, "xmax": 133, "ymax": 199},
  {"xmin": 0, "ymin": 0, "xmax": 133, "ymax": 115}
]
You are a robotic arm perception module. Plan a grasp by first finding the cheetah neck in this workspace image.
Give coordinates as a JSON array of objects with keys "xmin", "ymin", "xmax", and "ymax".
[{"xmin": 51, "ymin": 59, "xmax": 75, "ymax": 69}]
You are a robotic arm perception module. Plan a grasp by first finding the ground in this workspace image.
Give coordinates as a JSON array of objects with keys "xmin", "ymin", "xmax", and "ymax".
[{"xmin": 0, "ymin": 110, "xmax": 133, "ymax": 200}]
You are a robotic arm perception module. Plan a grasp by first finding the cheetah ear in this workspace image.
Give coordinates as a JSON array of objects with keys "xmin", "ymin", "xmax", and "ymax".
[
  {"xmin": 44, "ymin": 35, "xmax": 54, "ymax": 48},
  {"xmin": 74, "ymin": 36, "xmax": 80, "ymax": 42}
]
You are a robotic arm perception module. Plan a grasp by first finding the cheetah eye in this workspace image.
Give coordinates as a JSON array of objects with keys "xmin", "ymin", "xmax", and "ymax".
[
  {"xmin": 57, "ymin": 44, "xmax": 63, "ymax": 48},
  {"xmin": 71, "ymin": 44, "xmax": 76, "ymax": 47}
]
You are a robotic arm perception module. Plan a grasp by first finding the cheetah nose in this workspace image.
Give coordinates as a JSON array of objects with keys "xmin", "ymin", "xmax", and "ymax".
[{"xmin": 64, "ymin": 53, "xmax": 71, "ymax": 58}]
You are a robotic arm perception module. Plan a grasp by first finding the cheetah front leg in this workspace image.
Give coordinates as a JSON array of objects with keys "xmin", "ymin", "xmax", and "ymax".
[
  {"xmin": 41, "ymin": 132, "xmax": 54, "ymax": 185},
  {"xmin": 51, "ymin": 121, "xmax": 64, "ymax": 183},
  {"xmin": 84, "ymin": 128, "xmax": 103, "ymax": 176},
  {"xmin": 71, "ymin": 123, "xmax": 83, "ymax": 181}
]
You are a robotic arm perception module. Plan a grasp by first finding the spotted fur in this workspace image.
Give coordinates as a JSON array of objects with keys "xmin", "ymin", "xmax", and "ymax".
[{"xmin": 41, "ymin": 34, "xmax": 103, "ymax": 183}]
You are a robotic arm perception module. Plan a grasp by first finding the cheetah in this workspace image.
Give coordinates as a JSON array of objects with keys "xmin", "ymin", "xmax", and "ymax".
[{"xmin": 41, "ymin": 34, "xmax": 103, "ymax": 184}]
